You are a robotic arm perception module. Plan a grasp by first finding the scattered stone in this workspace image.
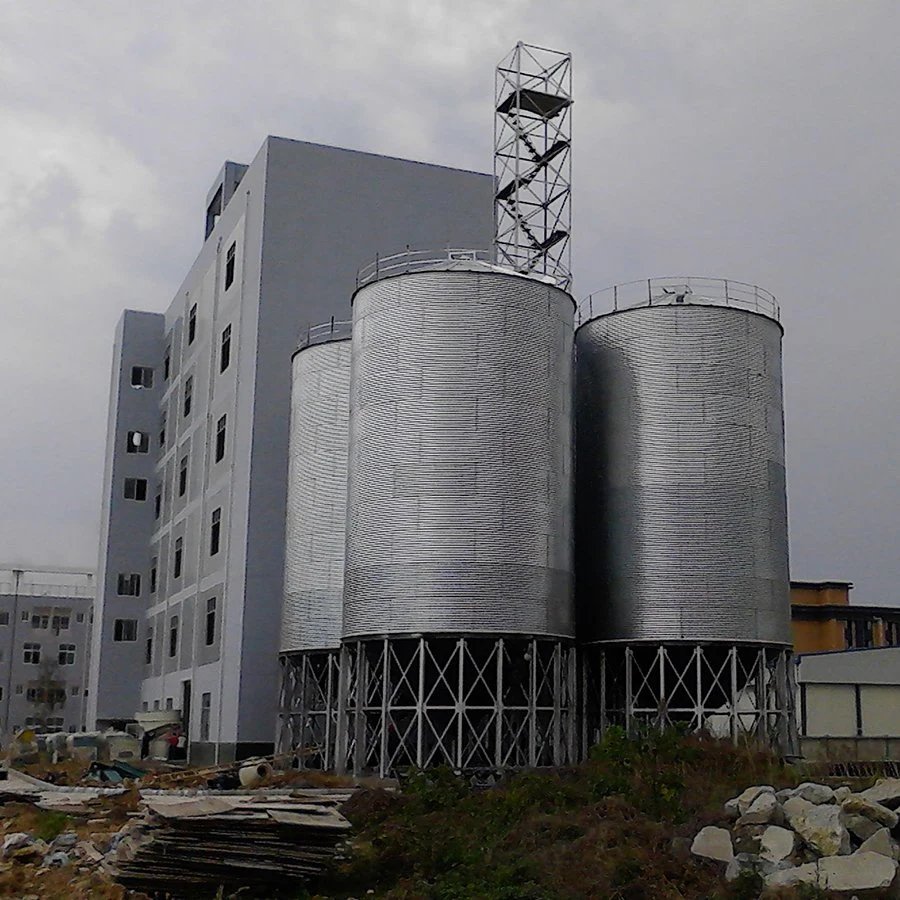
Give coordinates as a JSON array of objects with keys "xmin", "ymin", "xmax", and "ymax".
[
  {"xmin": 1, "ymin": 833, "xmax": 33, "ymax": 855},
  {"xmin": 736, "ymin": 791, "xmax": 780, "ymax": 826},
  {"xmin": 818, "ymin": 850, "xmax": 898, "ymax": 893},
  {"xmin": 793, "ymin": 782, "xmax": 835, "ymax": 805},
  {"xmin": 860, "ymin": 777, "xmax": 900, "ymax": 810},
  {"xmin": 669, "ymin": 836, "xmax": 691, "ymax": 861},
  {"xmin": 833, "ymin": 785, "xmax": 852, "ymax": 803},
  {"xmin": 724, "ymin": 797, "xmax": 741, "ymax": 820},
  {"xmin": 843, "ymin": 812, "xmax": 882, "ymax": 843},
  {"xmin": 732, "ymin": 824, "xmax": 764, "ymax": 856},
  {"xmin": 760, "ymin": 825, "xmax": 796, "ymax": 863},
  {"xmin": 50, "ymin": 832, "xmax": 78, "ymax": 852},
  {"xmin": 764, "ymin": 861, "xmax": 818, "ymax": 888},
  {"xmin": 734, "ymin": 784, "xmax": 775, "ymax": 815},
  {"xmin": 41, "ymin": 851, "xmax": 69, "ymax": 868},
  {"xmin": 841, "ymin": 794, "xmax": 899, "ymax": 829},
  {"xmin": 775, "ymin": 788, "xmax": 792, "ymax": 804},
  {"xmin": 74, "ymin": 842, "xmax": 103, "ymax": 864},
  {"xmin": 725, "ymin": 852, "xmax": 787, "ymax": 882},
  {"xmin": 783, "ymin": 796, "xmax": 851, "ymax": 856},
  {"xmin": 858, "ymin": 827, "xmax": 899, "ymax": 860},
  {"xmin": 691, "ymin": 826, "xmax": 734, "ymax": 863}
]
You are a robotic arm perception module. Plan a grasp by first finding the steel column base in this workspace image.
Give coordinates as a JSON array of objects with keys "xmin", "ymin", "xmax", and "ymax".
[
  {"xmin": 276, "ymin": 649, "xmax": 340, "ymax": 769},
  {"xmin": 335, "ymin": 635, "xmax": 578, "ymax": 777},
  {"xmin": 583, "ymin": 642, "xmax": 798, "ymax": 757}
]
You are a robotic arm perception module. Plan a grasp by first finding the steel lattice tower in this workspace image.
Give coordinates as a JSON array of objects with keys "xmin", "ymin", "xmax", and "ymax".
[{"xmin": 494, "ymin": 42, "xmax": 572, "ymax": 289}]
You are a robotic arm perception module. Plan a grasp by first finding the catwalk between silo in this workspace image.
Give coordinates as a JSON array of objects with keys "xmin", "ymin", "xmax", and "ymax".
[
  {"xmin": 336, "ymin": 253, "xmax": 577, "ymax": 775},
  {"xmin": 575, "ymin": 278, "xmax": 796, "ymax": 752}
]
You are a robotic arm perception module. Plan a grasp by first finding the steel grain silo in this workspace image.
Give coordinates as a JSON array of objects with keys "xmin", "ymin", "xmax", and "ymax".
[
  {"xmin": 277, "ymin": 320, "xmax": 350, "ymax": 767},
  {"xmin": 575, "ymin": 278, "xmax": 795, "ymax": 752},
  {"xmin": 336, "ymin": 250, "xmax": 578, "ymax": 775}
]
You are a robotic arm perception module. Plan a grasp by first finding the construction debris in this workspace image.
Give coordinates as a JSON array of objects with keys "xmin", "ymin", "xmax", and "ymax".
[{"xmin": 113, "ymin": 789, "xmax": 353, "ymax": 895}]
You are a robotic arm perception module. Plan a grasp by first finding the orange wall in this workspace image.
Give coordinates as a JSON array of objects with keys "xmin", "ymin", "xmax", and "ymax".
[
  {"xmin": 791, "ymin": 585, "xmax": 851, "ymax": 607},
  {"xmin": 791, "ymin": 618, "xmax": 846, "ymax": 654}
]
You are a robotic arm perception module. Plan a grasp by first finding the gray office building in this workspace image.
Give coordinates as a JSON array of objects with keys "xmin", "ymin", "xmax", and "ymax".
[
  {"xmin": 88, "ymin": 136, "xmax": 494, "ymax": 762},
  {"xmin": 0, "ymin": 566, "xmax": 94, "ymax": 736}
]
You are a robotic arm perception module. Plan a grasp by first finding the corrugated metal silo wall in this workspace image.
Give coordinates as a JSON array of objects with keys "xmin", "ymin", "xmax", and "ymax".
[
  {"xmin": 575, "ymin": 304, "xmax": 791, "ymax": 644},
  {"xmin": 281, "ymin": 339, "xmax": 351, "ymax": 651},
  {"xmin": 343, "ymin": 269, "xmax": 575, "ymax": 638}
]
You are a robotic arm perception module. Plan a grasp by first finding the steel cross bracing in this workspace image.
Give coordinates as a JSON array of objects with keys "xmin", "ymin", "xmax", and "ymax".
[
  {"xmin": 277, "ymin": 649, "xmax": 340, "ymax": 770},
  {"xmin": 583, "ymin": 643, "xmax": 798, "ymax": 756},
  {"xmin": 334, "ymin": 636, "xmax": 578, "ymax": 778},
  {"xmin": 494, "ymin": 42, "xmax": 572, "ymax": 290}
]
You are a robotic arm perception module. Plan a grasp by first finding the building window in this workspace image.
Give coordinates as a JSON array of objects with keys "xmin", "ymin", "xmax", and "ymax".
[
  {"xmin": 178, "ymin": 456, "xmax": 188, "ymax": 497},
  {"xmin": 0, "ymin": 611, "xmax": 8, "ymax": 626},
  {"xmin": 154, "ymin": 487, "xmax": 162, "ymax": 520},
  {"xmin": 23, "ymin": 643, "xmax": 41, "ymax": 664},
  {"xmin": 31, "ymin": 614, "xmax": 49, "ymax": 630},
  {"xmin": 173, "ymin": 537, "xmax": 183, "ymax": 579},
  {"xmin": 165, "ymin": 697, "xmax": 174, "ymax": 710},
  {"xmin": 124, "ymin": 477, "xmax": 148, "ymax": 501},
  {"xmin": 76, "ymin": 612, "xmax": 84, "ymax": 623},
  {"xmin": 215, "ymin": 415, "xmax": 226, "ymax": 463},
  {"xmin": 52, "ymin": 614, "xmax": 69, "ymax": 633},
  {"xmin": 886, "ymin": 621, "xmax": 900, "ymax": 647},
  {"xmin": 220, "ymin": 324, "xmax": 231, "ymax": 373},
  {"xmin": 71, "ymin": 685, "xmax": 80, "ymax": 697},
  {"xmin": 150, "ymin": 557, "xmax": 158, "ymax": 594},
  {"xmin": 183, "ymin": 376, "xmax": 193, "ymax": 417},
  {"xmin": 205, "ymin": 597, "xmax": 216, "ymax": 646},
  {"xmin": 15, "ymin": 685, "xmax": 23, "ymax": 695},
  {"xmin": 145, "ymin": 628, "xmax": 153, "ymax": 665},
  {"xmin": 117, "ymin": 573, "xmax": 141, "ymax": 596},
  {"xmin": 113, "ymin": 619, "xmax": 138, "ymax": 642},
  {"xmin": 20, "ymin": 609, "xmax": 29, "ymax": 621},
  {"xmin": 58, "ymin": 644, "xmax": 76, "ymax": 666},
  {"xmin": 200, "ymin": 692, "xmax": 211, "ymax": 742},
  {"xmin": 169, "ymin": 616, "xmax": 179, "ymax": 658},
  {"xmin": 163, "ymin": 346, "xmax": 171, "ymax": 381},
  {"xmin": 845, "ymin": 619, "xmax": 874, "ymax": 649},
  {"xmin": 126, "ymin": 431, "xmax": 150, "ymax": 454},
  {"xmin": 130, "ymin": 366, "xmax": 153, "ymax": 389},
  {"xmin": 188, "ymin": 303, "xmax": 197, "ymax": 344},
  {"xmin": 159, "ymin": 413, "xmax": 167, "ymax": 450},
  {"xmin": 210, "ymin": 507, "xmax": 222, "ymax": 556},
  {"xmin": 225, "ymin": 242, "xmax": 236, "ymax": 290}
]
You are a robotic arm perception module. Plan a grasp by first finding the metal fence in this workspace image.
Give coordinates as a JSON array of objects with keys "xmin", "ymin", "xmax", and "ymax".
[
  {"xmin": 356, "ymin": 248, "xmax": 492, "ymax": 288},
  {"xmin": 296, "ymin": 318, "xmax": 352, "ymax": 351}
]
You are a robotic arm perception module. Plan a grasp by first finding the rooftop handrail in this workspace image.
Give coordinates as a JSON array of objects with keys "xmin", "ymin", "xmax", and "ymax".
[
  {"xmin": 356, "ymin": 247, "xmax": 492, "ymax": 288},
  {"xmin": 297, "ymin": 317, "xmax": 353, "ymax": 350},
  {"xmin": 576, "ymin": 276, "xmax": 780, "ymax": 327}
]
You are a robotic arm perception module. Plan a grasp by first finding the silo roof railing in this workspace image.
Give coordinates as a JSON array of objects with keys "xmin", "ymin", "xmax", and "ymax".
[
  {"xmin": 297, "ymin": 317, "xmax": 352, "ymax": 350},
  {"xmin": 356, "ymin": 248, "xmax": 493, "ymax": 288},
  {"xmin": 576, "ymin": 277, "xmax": 780, "ymax": 327}
]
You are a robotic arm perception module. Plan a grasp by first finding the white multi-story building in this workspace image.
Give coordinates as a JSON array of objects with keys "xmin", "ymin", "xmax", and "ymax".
[
  {"xmin": 88, "ymin": 136, "xmax": 493, "ymax": 763},
  {"xmin": 0, "ymin": 566, "xmax": 94, "ymax": 736}
]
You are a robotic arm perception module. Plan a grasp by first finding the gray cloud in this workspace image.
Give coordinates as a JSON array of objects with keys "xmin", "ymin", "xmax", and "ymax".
[{"xmin": 0, "ymin": 0, "xmax": 897, "ymax": 603}]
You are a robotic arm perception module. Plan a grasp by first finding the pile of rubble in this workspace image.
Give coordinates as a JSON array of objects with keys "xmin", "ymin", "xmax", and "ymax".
[{"xmin": 692, "ymin": 777, "xmax": 900, "ymax": 895}]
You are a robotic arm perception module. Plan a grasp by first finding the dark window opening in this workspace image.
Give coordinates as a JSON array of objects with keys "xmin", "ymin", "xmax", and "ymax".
[
  {"xmin": 163, "ymin": 346, "xmax": 171, "ymax": 381},
  {"xmin": 225, "ymin": 242, "xmax": 236, "ymax": 290},
  {"xmin": 205, "ymin": 597, "xmax": 216, "ymax": 646},
  {"xmin": 178, "ymin": 456, "xmax": 188, "ymax": 497},
  {"xmin": 117, "ymin": 573, "xmax": 141, "ymax": 596},
  {"xmin": 169, "ymin": 615, "xmax": 179, "ymax": 658},
  {"xmin": 150, "ymin": 557, "xmax": 158, "ymax": 594},
  {"xmin": 131, "ymin": 366, "xmax": 153, "ymax": 389},
  {"xmin": 154, "ymin": 487, "xmax": 162, "ymax": 520},
  {"xmin": 210, "ymin": 507, "xmax": 221, "ymax": 556},
  {"xmin": 845, "ymin": 618, "xmax": 874, "ymax": 649},
  {"xmin": 220, "ymin": 324, "xmax": 232, "ymax": 373},
  {"xmin": 145, "ymin": 628, "xmax": 153, "ymax": 665},
  {"xmin": 58, "ymin": 644, "xmax": 75, "ymax": 666},
  {"xmin": 215, "ymin": 415, "xmax": 226, "ymax": 463},
  {"xmin": 124, "ymin": 477, "xmax": 148, "ymax": 501},
  {"xmin": 159, "ymin": 413, "xmax": 167, "ymax": 449},
  {"xmin": 173, "ymin": 537, "xmax": 183, "ymax": 579},
  {"xmin": 126, "ymin": 431, "xmax": 150, "ymax": 454},
  {"xmin": 23, "ymin": 643, "xmax": 41, "ymax": 664},
  {"xmin": 188, "ymin": 304, "xmax": 197, "ymax": 344},
  {"xmin": 205, "ymin": 186, "xmax": 223, "ymax": 239},
  {"xmin": 183, "ymin": 375, "xmax": 193, "ymax": 417},
  {"xmin": 114, "ymin": 619, "xmax": 138, "ymax": 642}
]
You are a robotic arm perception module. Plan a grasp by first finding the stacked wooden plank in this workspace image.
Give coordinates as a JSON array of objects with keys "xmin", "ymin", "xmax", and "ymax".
[{"xmin": 114, "ymin": 789, "xmax": 354, "ymax": 896}]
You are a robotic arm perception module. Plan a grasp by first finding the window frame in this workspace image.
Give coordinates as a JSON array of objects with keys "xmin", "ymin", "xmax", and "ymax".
[
  {"xmin": 130, "ymin": 366, "xmax": 153, "ymax": 389},
  {"xmin": 220, "ymin": 324, "xmax": 232, "ymax": 373},
  {"xmin": 116, "ymin": 573, "xmax": 141, "ymax": 597},
  {"xmin": 169, "ymin": 615, "xmax": 179, "ymax": 658},
  {"xmin": 178, "ymin": 455, "xmax": 188, "ymax": 497},
  {"xmin": 173, "ymin": 537, "xmax": 184, "ymax": 579},
  {"xmin": 188, "ymin": 303, "xmax": 197, "ymax": 344},
  {"xmin": 225, "ymin": 242, "xmax": 236, "ymax": 290},
  {"xmin": 23, "ymin": 642, "xmax": 41, "ymax": 665},
  {"xmin": 126, "ymin": 431, "xmax": 150, "ymax": 454},
  {"xmin": 113, "ymin": 618, "xmax": 138, "ymax": 642},
  {"xmin": 124, "ymin": 477, "xmax": 148, "ymax": 501},
  {"xmin": 183, "ymin": 375, "xmax": 193, "ymax": 417},
  {"xmin": 210, "ymin": 507, "xmax": 222, "ymax": 556},
  {"xmin": 205, "ymin": 596, "xmax": 216, "ymax": 646},
  {"xmin": 215, "ymin": 415, "xmax": 226, "ymax": 463}
]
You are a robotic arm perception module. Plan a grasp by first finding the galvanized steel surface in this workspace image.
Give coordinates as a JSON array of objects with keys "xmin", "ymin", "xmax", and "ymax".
[
  {"xmin": 344, "ymin": 267, "xmax": 575, "ymax": 638},
  {"xmin": 281, "ymin": 339, "xmax": 351, "ymax": 651},
  {"xmin": 575, "ymin": 300, "xmax": 791, "ymax": 644}
]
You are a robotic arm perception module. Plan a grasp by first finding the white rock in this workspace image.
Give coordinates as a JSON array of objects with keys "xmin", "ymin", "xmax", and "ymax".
[
  {"xmin": 690, "ymin": 826, "xmax": 734, "ymax": 863},
  {"xmin": 841, "ymin": 794, "xmax": 899, "ymax": 828},
  {"xmin": 818, "ymin": 851, "xmax": 898, "ymax": 892},
  {"xmin": 2, "ymin": 832, "xmax": 33, "ymax": 855},
  {"xmin": 843, "ymin": 812, "xmax": 881, "ymax": 842},
  {"xmin": 736, "ymin": 791, "xmax": 780, "ymax": 826},
  {"xmin": 764, "ymin": 862, "xmax": 819, "ymax": 888},
  {"xmin": 783, "ymin": 796, "xmax": 851, "ymax": 856},
  {"xmin": 833, "ymin": 785, "xmax": 852, "ymax": 803},
  {"xmin": 775, "ymin": 787, "xmax": 792, "ymax": 803},
  {"xmin": 724, "ymin": 797, "xmax": 741, "ymax": 820},
  {"xmin": 858, "ymin": 827, "xmax": 899, "ymax": 860},
  {"xmin": 860, "ymin": 777, "xmax": 900, "ymax": 809},
  {"xmin": 733, "ymin": 784, "xmax": 775, "ymax": 815},
  {"xmin": 760, "ymin": 825, "xmax": 796, "ymax": 863},
  {"xmin": 793, "ymin": 782, "xmax": 835, "ymax": 805}
]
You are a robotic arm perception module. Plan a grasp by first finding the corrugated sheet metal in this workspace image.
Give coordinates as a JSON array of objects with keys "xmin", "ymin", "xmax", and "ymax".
[
  {"xmin": 343, "ymin": 267, "xmax": 575, "ymax": 638},
  {"xmin": 281, "ymin": 339, "xmax": 351, "ymax": 652},
  {"xmin": 575, "ymin": 301, "xmax": 791, "ymax": 644}
]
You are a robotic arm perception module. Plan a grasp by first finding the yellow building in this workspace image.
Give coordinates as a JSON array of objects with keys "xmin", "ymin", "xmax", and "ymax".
[{"xmin": 791, "ymin": 581, "xmax": 900, "ymax": 653}]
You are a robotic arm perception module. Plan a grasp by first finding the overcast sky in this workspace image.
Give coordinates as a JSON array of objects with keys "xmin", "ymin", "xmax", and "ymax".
[{"xmin": 1, "ymin": 1, "xmax": 897, "ymax": 605}]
